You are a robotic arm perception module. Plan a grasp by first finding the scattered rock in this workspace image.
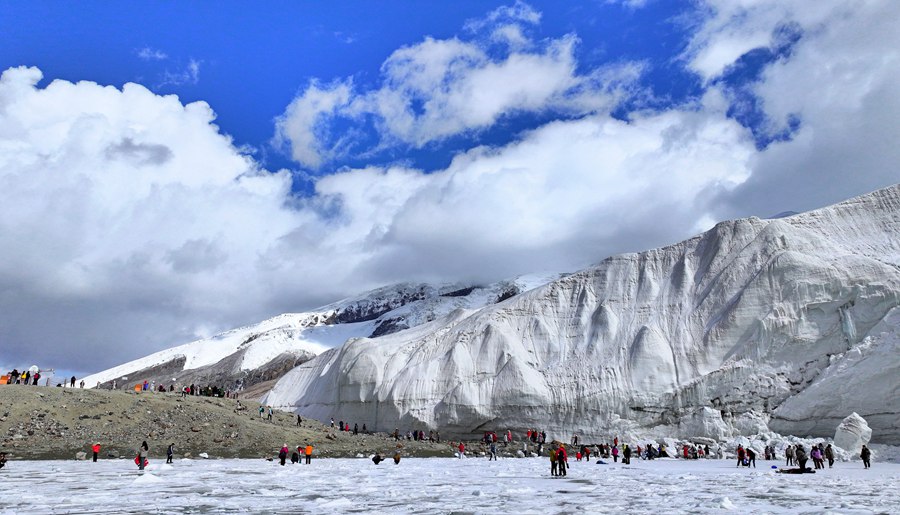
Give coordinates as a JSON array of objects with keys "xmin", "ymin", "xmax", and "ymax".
[
  {"xmin": 199, "ymin": 452, "xmax": 209, "ymax": 459},
  {"xmin": 75, "ymin": 451, "xmax": 87, "ymax": 460}
]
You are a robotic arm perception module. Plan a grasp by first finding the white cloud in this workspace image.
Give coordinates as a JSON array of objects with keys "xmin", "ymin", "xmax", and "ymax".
[
  {"xmin": 277, "ymin": 7, "xmax": 640, "ymax": 169},
  {"xmin": 690, "ymin": 0, "xmax": 900, "ymax": 217},
  {"xmin": 137, "ymin": 47, "xmax": 168, "ymax": 61},
  {"xmin": 0, "ymin": 66, "xmax": 302, "ymax": 372},
  {"xmin": 158, "ymin": 59, "xmax": 201, "ymax": 87},
  {"xmin": 5, "ymin": 0, "xmax": 899, "ymax": 377},
  {"xmin": 0, "ymin": 63, "xmax": 754, "ymax": 374},
  {"xmin": 465, "ymin": 0, "xmax": 542, "ymax": 32},
  {"xmin": 274, "ymin": 80, "xmax": 354, "ymax": 168}
]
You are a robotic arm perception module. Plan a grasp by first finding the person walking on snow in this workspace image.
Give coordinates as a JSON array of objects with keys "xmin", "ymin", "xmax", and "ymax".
[
  {"xmin": 167, "ymin": 443, "xmax": 175, "ymax": 464},
  {"xmin": 92, "ymin": 443, "xmax": 101, "ymax": 462},
  {"xmin": 860, "ymin": 445, "xmax": 871, "ymax": 469}
]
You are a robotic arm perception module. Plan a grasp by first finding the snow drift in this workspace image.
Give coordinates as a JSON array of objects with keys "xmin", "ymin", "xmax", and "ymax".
[{"xmin": 264, "ymin": 185, "xmax": 900, "ymax": 443}]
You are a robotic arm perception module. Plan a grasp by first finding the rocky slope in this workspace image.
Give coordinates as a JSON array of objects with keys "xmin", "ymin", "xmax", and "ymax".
[
  {"xmin": 0, "ymin": 385, "xmax": 455, "ymax": 460},
  {"xmin": 263, "ymin": 185, "xmax": 900, "ymax": 444}
]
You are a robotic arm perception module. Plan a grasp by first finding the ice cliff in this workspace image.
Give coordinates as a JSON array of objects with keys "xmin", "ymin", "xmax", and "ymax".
[{"xmin": 264, "ymin": 185, "xmax": 900, "ymax": 443}]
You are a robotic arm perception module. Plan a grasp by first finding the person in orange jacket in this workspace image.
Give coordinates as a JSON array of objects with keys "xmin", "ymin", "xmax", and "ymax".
[
  {"xmin": 304, "ymin": 443, "xmax": 313, "ymax": 464},
  {"xmin": 91, "ymin": 443, "xmax": 101, "ymax": 462}
]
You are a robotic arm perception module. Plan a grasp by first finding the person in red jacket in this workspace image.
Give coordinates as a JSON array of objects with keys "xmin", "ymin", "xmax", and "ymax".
[
  {"xmin": 91, "ymin": 443, "xmax": 101, "ymax": 462},
  {"xmin": 458, "ymin": 442, "xmax": 465, "ymax": 459},
  {"xmin": 557, "ymin": 445, "xmax": 568, "ymax": 476}
]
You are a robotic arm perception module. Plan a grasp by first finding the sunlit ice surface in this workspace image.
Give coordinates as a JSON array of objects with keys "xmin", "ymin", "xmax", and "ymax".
[{"xmin": 1, "ymin": 456, "xmax": 898, "ymax": 514}]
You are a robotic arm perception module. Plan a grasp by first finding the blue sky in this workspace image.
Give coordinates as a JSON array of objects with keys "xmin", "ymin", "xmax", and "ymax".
[
  {"xmin": 1, "ymin": 0, "xmax": 702, "ymax": 173},
  {"xmin": 1, "ymin": 0, "xmax": 898, "ymax": 376}
]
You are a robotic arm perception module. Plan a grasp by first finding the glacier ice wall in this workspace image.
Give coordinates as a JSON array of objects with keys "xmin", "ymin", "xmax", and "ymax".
[{"xmin": 265, "ymin": 185, "xmax": 900, "ymax": 442}]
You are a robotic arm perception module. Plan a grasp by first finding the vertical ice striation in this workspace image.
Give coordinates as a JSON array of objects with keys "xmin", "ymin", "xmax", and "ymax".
[{"xmin": 265, "ymin": 185, "xmax": 900, "ymax": 443}]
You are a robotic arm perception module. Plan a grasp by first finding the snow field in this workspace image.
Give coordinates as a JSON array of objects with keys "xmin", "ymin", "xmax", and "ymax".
[{"xmin": 1, "ymin": 456, "xmax": 898, "ymax": 514}]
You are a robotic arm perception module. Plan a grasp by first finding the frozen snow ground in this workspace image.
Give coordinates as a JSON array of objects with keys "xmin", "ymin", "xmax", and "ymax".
[{"xmin": 1, "ymin": 457, "xmax": 898, "ymax": 514}]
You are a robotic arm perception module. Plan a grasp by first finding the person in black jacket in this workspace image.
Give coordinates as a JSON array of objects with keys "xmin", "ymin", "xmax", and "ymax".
[{"xmin": 860, "ymin": 445, "xmax": 872, "ymax": 469}]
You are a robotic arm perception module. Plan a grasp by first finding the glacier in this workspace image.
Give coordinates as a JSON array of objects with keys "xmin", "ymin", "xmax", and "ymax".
[
  {"xmin": 263, "ymin": 184, "xmax": 900, "ymax": 443},
  {"xmin": 82, "ymin": 275, "xmax": 561, "ymax": 393}
]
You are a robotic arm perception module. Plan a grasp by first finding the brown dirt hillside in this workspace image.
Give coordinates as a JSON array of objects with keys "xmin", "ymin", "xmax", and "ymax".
[{"xmin": 0, "ymin": 385, "xmax": 460, "ymax": 461}]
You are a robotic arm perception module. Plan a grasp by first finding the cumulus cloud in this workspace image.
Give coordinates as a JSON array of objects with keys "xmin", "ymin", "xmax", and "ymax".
[
  {"xmin": 275, "ymin": 7, "xmax": 641, "ymax": 169},
  {"xmin": 0, "ymin": 63, "xmax": 753, "ymax": 374},
  {"xmin": 3, "ymin": 0, "xmax": 898, "ymax": 376},
  {"xmin": 0, "ymin": 66, "xmax": 302, "ymax": 373},
  {"xmin": 690, "ymin": 0, "xmax": 900, "ymax": 217}
]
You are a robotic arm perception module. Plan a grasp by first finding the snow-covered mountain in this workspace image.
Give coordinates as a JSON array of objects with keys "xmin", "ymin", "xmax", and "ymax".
[
  {"xmin": 82, "ymin": 275, "xmax": 562, "ymax": 392},
  {"xmin": 263, "ymin": 185, "xmax": 900, "ymax": 444}
]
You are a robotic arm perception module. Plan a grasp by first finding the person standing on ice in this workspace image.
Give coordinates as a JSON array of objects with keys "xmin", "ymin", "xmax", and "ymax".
[
  {"xmin": 612, "ymin": 445, "xmax": 619, "ymax": 462},
  {"xmin": 825, "ymin": 444, "xmax": 835, "ymax": 468},
  {"xmin": 458, "ymin": 442, "xmax": 465, "ymax": 458},
  {"xmin": 304, "ymin": 443, "xmax": 313, "ymax": 464},
  {"xmin": 810, "ymin": 446, "xmax": 822, "ymax": 469},
  {"xmin": 489, "ymin": 441, "xmax": 497, "ymax": 461},
  {"xmin": 746, "ymin": 448, "xmax": 756, "ymax": 468},
  {"xmin": 549, "ymin": 446, "xmax": 558, "ymax": 476},
  {"xmin": 860, "ymin": 445, "xmax": 871, "ymax": 469},
  {"xmin": 92, "ymin": 443, "xmax": 101, "ymax": 462},
  {"xmin": 736, "ymin": 445, "xmax": 745, "ymax": 467},
  {"xmin": 557, "ymin": 445, "xmax": 568, "ymax": 476},
  {"xmin": 623, "ymin": 444, "xmax": 632, "ymax": 465},
  {"xmin": 137, "ymin": 441, "xmax": 149, "ymax": 471},
  {"xmin": 785, "ymin": 445, "xmax": 794, "ymax": 466},
  {"xmin": 166, "ymin": 443, "xmax": 175, "ymax": 464},
  {"xmin": 278, "ymin": 444, "xmax": 288, "ymax": 466}
]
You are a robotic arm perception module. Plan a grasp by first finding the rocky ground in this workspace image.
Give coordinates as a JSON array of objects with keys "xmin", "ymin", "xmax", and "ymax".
[{"xmin": 0, "ymin": 385, "xmax": 484, "ymax": 461}]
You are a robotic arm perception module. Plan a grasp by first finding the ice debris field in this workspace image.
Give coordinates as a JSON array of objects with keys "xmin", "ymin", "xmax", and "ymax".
[{"xmin": 2, "ymin": 455, "xmax": 899, "ymax": 514}]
